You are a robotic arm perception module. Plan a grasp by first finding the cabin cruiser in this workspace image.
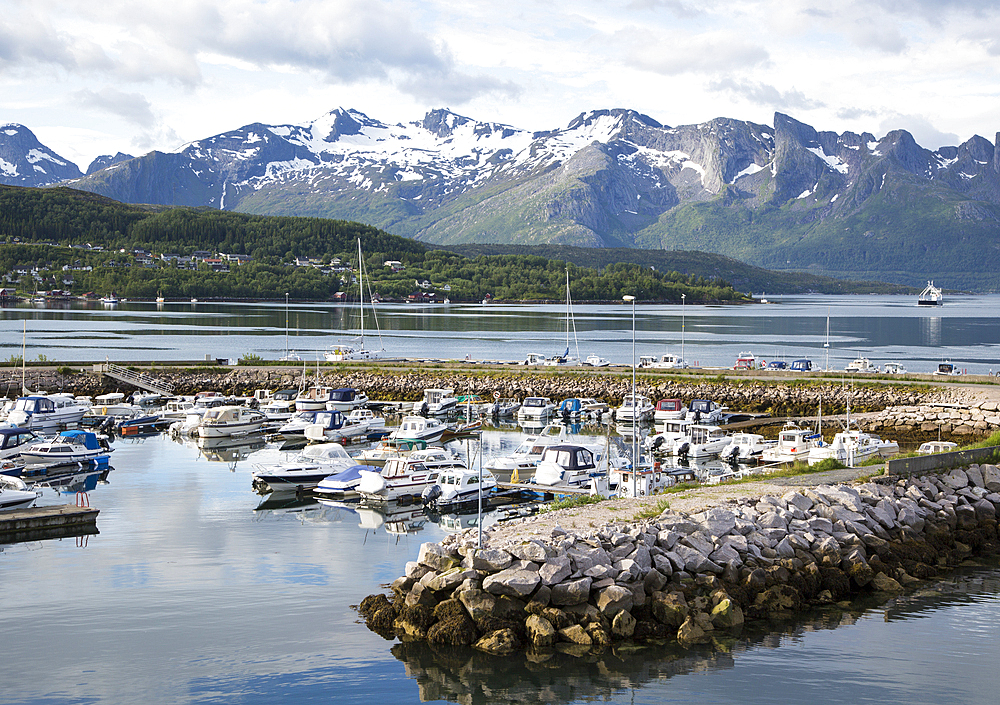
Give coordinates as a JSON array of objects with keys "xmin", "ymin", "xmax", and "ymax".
[
  {"xmin": 518, "ymin": 397, "xmax": 557, "ymax": 419},
  {"xmin": 531, "ymin": 444, "xmax": 606, "ymax": 488},
  {"xmin": 0, "ymin": 475, "xmax": 39, "ymax": 510},
  {"xmin": 686, "ymin": 425, "xmax": 731, "ymax": 458},
  {"xmin": 790, "ymin": 359, "xmax": 813, "ymax": 372},
  {"xmin": 422, "ymin": 467, "xmax": 498, "ymax": 509},
  {"xmin": 845, "ymin": 357, "xmax": 878, "ymax": 373},
  {"xmin": 415, "ymin": 388, "xmax": 457, "ymax": 415},
  {"xmin": 485, "ymin": 424, "xmax": 568, "ymax": 481},
  {"xmin": 259, "ymin": 388, "xmax": 299, "ymax": 420},
  {"xmin": 6, "ymin": 394, "xmax": 90, "ymax": 429},
  {"xmin": 325, "ymin": 387, "xmax": 369, "ymax": 412},
  {"xmin": 720, "ymin": 433, "xmax": 772, "ymax": 462},
  {"xmin": 807, "ymin": 429, "xmax": 899, "ymax": 466},
  {"xmin": 616, "ymin": 394, "xmax": 654, "ymax": 422},
  {"xmin": 305, "ymin": 409, "xmax": 384, "ymax": 442},
  {"xmin": 196, "ymin": 406, "xmax": 267, "ymax": 438},
  {"xmin": 883, "ymin": 362, "xmax": 908, "ymax": 375},
  {"xmin": 645, "ymin": 418, "xmax": 694, "ymax": 455},
  {"xmin": 295, "ymin": 386, "xmax": 340, "ymax": 412},
  {"xmin": 356, "ymin": 448, "xmax": 466, "ymax": 502},
  {"xmin": 733, "ymin": 352, "xmax": 757, "ymax": 370},
  {"xmin": 19, "ymin": 430, "xmax": 113, "ymax": 467},
  {"xmin": 585, "ymin": 355, "xmax": 610, "ymax": 367},
  {"xmin": 279, "ymin": 410, "xmax": 330, "ymax": 435},
  {"xmin": 387, "ymin": 416, "xmax": 448, "ymax": 443},
  {"xmin": 159, "ymin": 399, "xmax": 197, "ymax": 421},
  {"xmin": 0, "ymin": 427, "xmax": 41, "ymax": 461},
  {"xmin": 932, "ymin": 361, "xmax": 962, "ymax": 376},
  {"xmin": 654, "ymin": 399, "xmax": 686, "ymax": 424},
  {"xmin": 523, "ymin": 353, "xmax": 548, "ymax": 366},
  {"xmin": 356, "ymin": 438, "xmax": 429, "ymax": 467},
  {"xmin": 651, "ymin": 353, "xmax": 688, "ymax": 369},
  {"xmin": 252, "ymin": 442, "xmax": 358, "ymax": 492},
  {"xmin": 688, "ymin": 399, "xmax": 726, "ymax": 425},
  {"xmin": 490, "ymin": 397, "xmax": 521, "ymax": 417},
  {"xmin": 558, "ymin": 398, "xmax": 584, "ymax": 419},
  {"xmin": 580, "ymin": 398, "xmax": 609, "ymax": 415},
  {"xmin": 762, "ymin": 424, "xmax": 823, "ymax": 463}
]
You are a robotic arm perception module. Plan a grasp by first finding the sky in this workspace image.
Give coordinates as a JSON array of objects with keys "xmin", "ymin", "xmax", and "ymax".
[{"xmin": 3, "ymin": 0, "xmax": 1000, "ymax": 169}]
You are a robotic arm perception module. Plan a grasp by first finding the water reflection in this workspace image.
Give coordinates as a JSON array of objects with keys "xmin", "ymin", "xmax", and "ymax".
[{"xmin": 391, "ymin": 567, "xmax": 1000, "ymax": 705}]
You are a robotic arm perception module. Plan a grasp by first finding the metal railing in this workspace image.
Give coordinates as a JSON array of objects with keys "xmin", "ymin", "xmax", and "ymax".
[{"xmin": 101, "ymin": 362, "xmax": 175, "ymax": 396}]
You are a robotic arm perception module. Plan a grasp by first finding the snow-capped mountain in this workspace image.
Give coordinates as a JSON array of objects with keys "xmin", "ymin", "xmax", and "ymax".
[
  {"xmin": 0, "ymin": 124, "xmax": 82, "ymax": 186},
  {"xmin": 6, "ymin": 107, "xmax": 1000, "ymax": 284}
]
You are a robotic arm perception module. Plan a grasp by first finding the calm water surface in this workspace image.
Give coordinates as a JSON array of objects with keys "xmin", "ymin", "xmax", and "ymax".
[
  {"xmin": 2, "ymin": 294, "xmax": 1000, "ymax": 372},
  {"xmin": 1, "ymin": 432, "xmax": 998, "ymax": 704}
]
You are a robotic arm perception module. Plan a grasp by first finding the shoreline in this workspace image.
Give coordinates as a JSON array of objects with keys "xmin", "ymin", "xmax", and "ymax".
[{"xmin": 359, "ymin": 460, "xmax": 1000, "ymax": 655}]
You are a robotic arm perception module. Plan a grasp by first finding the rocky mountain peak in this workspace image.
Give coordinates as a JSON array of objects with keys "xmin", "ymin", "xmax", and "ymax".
[
  {"xmin": 0, "ymin": 123, "xmax": 82, "ymax": 186},
  {"xmin": 86, "ymin": 152, "xmax": 135, "ymax": 175}
]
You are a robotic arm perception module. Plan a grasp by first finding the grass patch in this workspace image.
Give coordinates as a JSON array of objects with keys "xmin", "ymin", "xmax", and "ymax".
[
  {"xmin": 633, "ymin": 498, "xmax": 670, "ymax": 520},
  {"xmin": 539, "ymin": 494, "xmax": 605, "ymax": 513}
]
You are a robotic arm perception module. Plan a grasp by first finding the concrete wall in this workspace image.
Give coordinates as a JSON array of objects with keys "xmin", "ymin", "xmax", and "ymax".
[{"xmin": 887, "ymin": 446, "xmax": 1000, "ymax": 475}]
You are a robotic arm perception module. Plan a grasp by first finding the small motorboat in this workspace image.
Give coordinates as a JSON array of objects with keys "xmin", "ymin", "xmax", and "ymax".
[
  {"xmin": 414, "ymin": 388, "xmax": 458, "ymax": 415},
  {"xmin": 653, "ymin": 398, "xmax": 686, "ymax": 424},
  {"xmin": 720, "ymin": 433, "xmax": 772, "ymax": 462},
  {"xmin": 280, "ymin": 410, "xmax": 336, "ymax": 436},
  {"xmin": 314, "ymin": 463, "xmax": 382, "ymax": 498},
  {"xmin": 485, "ymin": 424, "xmax": 568, "ymax": 481},
  {"xmin": 422, "ymin": 467, "xmax": 498, "ymax": 509},
  {"xmin": 762, "ymin": 424, "xmax": 823, "ymax": 463},
  {"xmin": 251, "ymin": 443, "xmax": 357, "ymax": 492},
  {"xmin": 197, "ymin": 406, "xmax": 267, "ymax": 438},
  {"xmin": 0, "ymin": 427, "xmax": 41, "ymax": 461},
  {"xmin": 616, "ymin": 394, "xmax": 654, "ymax": 422},
  {"xmin": 585, "ymin": 354, "xmax": 610, "ymax": 367},
  {"xmin": 387, "ymin": 416, "xmax": 447, "ymax": 443},
  {"xmin": 532, "ymin": 444, "xmax": 604, "ymax": 488},
  {"xmin": 0, "ymin": 475, "xmax": 39, "ymax": 510},
  {"xmin": 518, "ymin": 396, "xmax": 557, "ymax": 419},
  {"xmin": 19, "ymin": 430, "xmax": 113, "ymax": 467},
  {"xmin": 687, "ymin": 399, "xmax": 726, "ymax": 425},
  {"xmin": 356, "ymin": 448, "xmax": 466, "ymax": 502},
  {"xmin": 6, "ymin": 394, "xmax": 90, "ymax": 430},
  {"xmin": 917, "ymin": 441, "xmax": 958, "ymax": 455}
]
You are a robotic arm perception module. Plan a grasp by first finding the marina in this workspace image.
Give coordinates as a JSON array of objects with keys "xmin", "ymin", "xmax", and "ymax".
[{"xmin": 2, "ymin": 296, "xmax": 1000, "ymax": 704}]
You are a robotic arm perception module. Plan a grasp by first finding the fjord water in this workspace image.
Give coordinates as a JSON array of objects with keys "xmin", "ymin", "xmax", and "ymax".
[
  {"xmin": 2, "ymin": 433, "xmax": 999, "ymax": 705},
  {"xmin": 2, "ymin": 293, "xmax": 1000, "ymax": 371}
]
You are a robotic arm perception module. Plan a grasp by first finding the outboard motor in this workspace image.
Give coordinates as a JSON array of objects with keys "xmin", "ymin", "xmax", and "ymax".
[
  {"xmin": 418, "ymin": 401, "xmax": 429, "ymax": 416},
  {"xmin": 725, "ymin": 445, "xmax": 740, "ymax": 464},
  {"xmin": 651, "ymin": 436, "xmax": 665, "ymax": 451},
  {"xmin": 421, "ymin": 484, "xmax": 442, "ymax": 505},
  {"xmin": 676, "ymin": 441, "xmax": 690, "ymax": 458}
]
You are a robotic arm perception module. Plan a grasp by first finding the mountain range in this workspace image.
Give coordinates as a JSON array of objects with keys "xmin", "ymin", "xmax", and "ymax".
[{"xmin": 4, "ymin": 108, "xmax": 1000, "ymax": 289}]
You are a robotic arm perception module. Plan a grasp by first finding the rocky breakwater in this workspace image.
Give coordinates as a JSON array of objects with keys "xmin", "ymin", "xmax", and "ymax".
[
  {"xmin": 358, "ymin": 465, "xmax": 1000, "ymax": 655},
  {"xmin": 869, "ymin": 401, "xmax": 1000, "ymax": 440}
]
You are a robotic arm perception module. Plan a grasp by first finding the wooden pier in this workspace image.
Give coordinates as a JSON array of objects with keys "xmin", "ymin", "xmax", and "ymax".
[{"xmin": 0, "ymin": 504, "xmax": 100, "ymax": 544}]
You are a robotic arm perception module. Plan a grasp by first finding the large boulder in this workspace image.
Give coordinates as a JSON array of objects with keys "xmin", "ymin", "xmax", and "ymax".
[
  {"xmin": 483, "ymin": 568, "xmax": 540, "ymax": 598},
  {"xmin": 651, "ymin": 591, "xmax": 689, "ymax": 627},
  {"xmin": 595, "ymin": 585, "xmax": 634, "ymax": 618},
  {"xmin": 463, "ymin": 548, "xmax": 513, "ymax": 572},
  {"xmin": 525, "ymin": 614, "xmax": 557, "ymax": 647},
  {"xmin": 550, "ymin": 577, "xmax": 593, "ymax": 606},
  {"xmin": 474, "ymin": 628, "xmax": 519, "ymax": 655},
  {"xmin": 539, "ymin": 555, "xmax": 573, "ymax": 585},
  {"xmin": 418, "ymin": 542, "xmax": 460, "ymax": 571},
  {"xmin": 710, "ymin": 596, "xmax": 744, "ymax": 629}
]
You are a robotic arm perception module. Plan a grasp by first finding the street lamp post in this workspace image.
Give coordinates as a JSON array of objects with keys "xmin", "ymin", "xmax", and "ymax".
[{"xmin": 623, "ymin": 295, "xmax": 637, "ymax": 498}]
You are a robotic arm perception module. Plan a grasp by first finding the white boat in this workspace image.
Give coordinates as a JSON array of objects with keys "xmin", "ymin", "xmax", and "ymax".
[
  {"xmin": 917, "ymin": 441, "xmax": 958, "ymax": 455},
  {"xmin": 0, "ymin": 427, "xmax": 41, "ymax": 461},
  {"xmin": 387, "ymin": 416, "xmax": 448, "ymax": 443},
  {"xmin": 305, "ymin": 409, "xmax": 384, "ymax": 442},
  {"xmin": 490, "ymin": 397, "xmax": 521, "ymax": 417},
  {"xmin": 6, "ymin": 394, "xmax": 90, "ymax": 429},
  {"xmin": 932, "ymin": 361, "xmax": 962, "ymax": 376},
  {"xmin": 356, "ymin": 448, "xmax": 466, "ymax": 502},
  {"xmin": 325, "ymin": 238, "xmax": 384, "ymax": 361},
  {"xmin": 645, "ymin": 418, "xmax": 694, "ymax": 455},
  {"xmin": 762, "ymin": 424, "xmax": 823, "ymax": 463},
  {"xmin": 882, "ymin": 362, "xmax": 908, "ymax": 375},
  {"xmin": 421, "ymin": 467, "xmax": 498, "ymax": 508},
  {"xmin": 651, "ymin": 353, "xmax": 689, "ymax": 369},
  {"xmin": 918, "ymin": 281, "xmax": 943, "ymax": 306},
  {"xmin": 733, "ymin": 351, "xmax": 757, "ymax": 370},
  {"xmin": 484, "ymin": 423, "xmax": 568, "ymax": 481},
  {"xmin": 686, "ymin": 424, "xmax": 731, "ymax": 458},
  {"xmin": 687, "ymin": 399, "xmax": 726, "ymax": 425},
  {"xmin": 719, "ymin": 433, "xmax": 772, "ymax": 462},
  {"xmin": 281, "ymin": 409, "xmax": 339, "ymax": 435},
  {"xmin": 845, "ymin": 356, "xmax": 878, "ymax": 373},
  {"xmin": 524, "ymin": 352, "xmax": 549, "ymax": 366},
  {"xmin": 100, "ymin": 294, "xmax": 119, "ymax": 305},
  {"xmin": 414, "ymin": 388, "xmax": 458, "ymax": 415},
  {"xmin": 356, "ymin": 438, "xmax": 430, "ymax": 467},
  {"xmin": 616, "ymin": 393, "xmax": 654, "ymax": 422},
  {"xmin": 518, "ymin": 396, "xmax": 557, "ymax": 419},
  {"xmin": 531, "ymin": 444, "xmax": 607, "ymax": 489},
  {"xmin": 807, "ymin": 428, "xmax": 899, "ymax": 466},
  {"xmin": 252, "ymin": 443, "xmax": 358, "ymax": 492},
  {"xmin": 0, "ymin": 475, "xmax": 39, "ymax": 511},
  {"xmin": 19, "ymin": 430, "xmax": 113, "ymax": 466},
  {"xmin": 259, "ymin": 388, "xmax": 299, "ymax": 420},
  {"xmin": 295, "ymin": 386, "xmax": 339, "ymax": 412},
  {"xmin": 325, "ymin": 387, "xmax": 369, "ymax": 412},
  {"xmin": 580, "ymin": 398, "xmax": 609, "ymax": 414},
  {"xmin": 585, "ymin": 354, "xmax": 610, "ymax": 367},
  {"xmin": 653, "ymin": 398, "xmax": 686, "ymax": 423},
  {"xmin": 542, "ymin": 268, "xmax": 582, "ymax": 367},
  {"xmin": 196, "ymin": 406, "xmax": 267, "ymax": 438}
]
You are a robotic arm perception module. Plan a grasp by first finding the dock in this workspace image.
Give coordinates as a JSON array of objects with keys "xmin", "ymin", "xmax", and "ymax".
[
  {"xmin": 496, "ymin": 482, "xmax": 593, "ymax": 496},
  {"xmin": 0, "ymin": 504, "xmax": 100, "ymax": 544}
]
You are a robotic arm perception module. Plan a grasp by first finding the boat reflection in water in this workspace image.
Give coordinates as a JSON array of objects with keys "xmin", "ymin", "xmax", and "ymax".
[
  {"xmin": 388, "ymin": 568, "xmax": 1000, "ymax": 705},
  {"xmin": 196, "ymin": 434, "xmax": 267, "ymax": 464}
]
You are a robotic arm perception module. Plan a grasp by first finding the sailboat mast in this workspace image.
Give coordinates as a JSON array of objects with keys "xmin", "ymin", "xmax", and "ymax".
[{"xmin": 357, "ymin": 238, "xmax": 364, "ymax": 349}]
